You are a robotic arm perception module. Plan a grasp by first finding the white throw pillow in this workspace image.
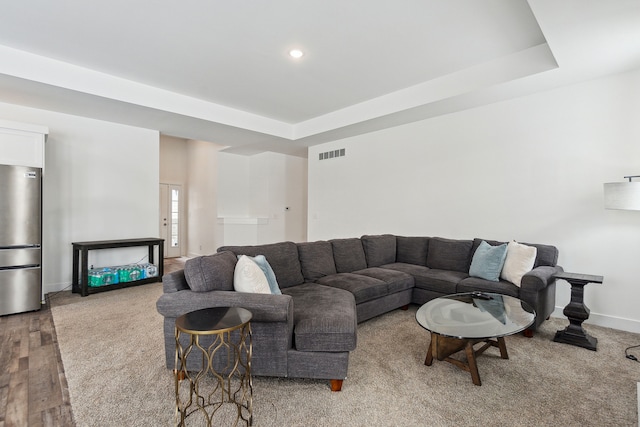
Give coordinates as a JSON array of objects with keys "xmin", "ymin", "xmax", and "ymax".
[
  {"xmin": 234, "ymin": 255, "xmax": 271, "ymax": 294},
  {"xmin": 500, "ymin": 241, "xmax": 537, "ymax": 286}
]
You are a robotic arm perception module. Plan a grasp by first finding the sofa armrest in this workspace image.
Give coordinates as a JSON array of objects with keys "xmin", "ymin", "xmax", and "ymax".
[
  {"xmin": 156, "ymin": 289, "xmax": 293, "ymax": 324},
  {"xmin": 162, "ymin": 270, "xmax": 190, "ymax": 293},
  {"xmin": 520, "ymin": 265, "xmax": 564, "ymax": 292}
]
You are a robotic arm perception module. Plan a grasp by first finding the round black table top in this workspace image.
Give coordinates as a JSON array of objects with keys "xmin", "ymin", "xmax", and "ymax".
[
  {"xmin": 175, "ymin": 307, "xmax": 253, "ymax": 335},
  {"xmin": 416, "ymin": 292, "xmax": 535, "ymax": 340}
]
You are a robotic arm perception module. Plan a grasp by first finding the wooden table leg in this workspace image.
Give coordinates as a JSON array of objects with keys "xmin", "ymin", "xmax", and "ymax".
[
  {"xmin": 423, "ymin": 334, "xmax": 516, "ymax": 386},
  {"xmin": 497, "ymin": 337, "xmax": 509, "ymax": 359},
  {"xmin": 465, "ymin": 342, "xmax": 481, "ymax": 386},
  {"xmin": 424, "ymin": 333, "xmax": 434, "ymax": 366}
]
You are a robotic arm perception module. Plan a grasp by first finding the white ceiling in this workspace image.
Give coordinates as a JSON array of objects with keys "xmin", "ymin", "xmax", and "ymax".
[{"xmin": 0, "ymin": 0, "xmax": 639, "ymax": 157}]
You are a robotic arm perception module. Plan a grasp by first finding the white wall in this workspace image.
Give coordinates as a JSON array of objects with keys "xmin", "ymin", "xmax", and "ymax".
[
  {"xmin": 160, "ymin": 135, "xmax": 189, "ymax": 256},
  {"xmin": 0, "ymin": 101, "xmax": 159, "ymax": 296},
  {"xmin": 160, "ymin": 139, "xmax": 309, "ymax": 255},
  {"xmin": 158, "ymin": 135, "xmax": 189, "ymax": 257},
  {"xmin": 251, "ymin": 152, "xmax": 308, "ymax": 244},
  {"xmin": 284, "ymin": 154, "xmax": 308, "ymax": 242},
  {"xmin": 186, "ymin": 139, "xmax": 226, "ymax": 257},
  {"xmin": 160, "ymin": 135, "xmax": 188, "ymax": 184},
  {"xmin": 217, "ymin": 151, "xmax": 251, "ymax": 217},
  {"xmin": 218, "ymin": 152, "xmax": 308, "ymax": 245},
  {"xmin": 308, "ymin": 67, "xmax": 640, "ymax": 333}
]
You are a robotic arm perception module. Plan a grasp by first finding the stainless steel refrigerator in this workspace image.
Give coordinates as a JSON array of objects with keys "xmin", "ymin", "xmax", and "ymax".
[{"xmin": 0, "ymin": 164, "xmax": 42, "ymax": 316}]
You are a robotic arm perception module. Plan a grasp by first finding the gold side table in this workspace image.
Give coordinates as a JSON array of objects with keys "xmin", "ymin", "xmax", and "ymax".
[{"xmin": 174, "ymin": 307, "xmax": 253, "ymax": 426}]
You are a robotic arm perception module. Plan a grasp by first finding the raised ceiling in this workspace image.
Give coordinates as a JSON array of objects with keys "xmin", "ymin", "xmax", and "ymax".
[{"xmin": 0, "ymin": 0, "xmax": 639, "ymax": 156}]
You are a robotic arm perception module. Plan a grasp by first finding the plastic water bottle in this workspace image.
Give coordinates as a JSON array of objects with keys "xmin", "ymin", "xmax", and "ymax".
[
  {"xmin": 129, "ymin": 265, "xmax": 142, "ymax": 281},
  {"xmin": 145, "ymin": 263, "xmax": 158, "ymax": 278},
  {"xmin": 119, "ymin": 266, "xmax": 131, "ymax": 283},
  {"xmin": 88, "ymin": 269, "xmax": 103, "ymax": 287},
  {"xmin": 101, "ymin": 267, "xmax": 118, "ymax": 285}
]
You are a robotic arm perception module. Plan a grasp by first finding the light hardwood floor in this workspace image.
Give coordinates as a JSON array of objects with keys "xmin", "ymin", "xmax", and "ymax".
[{"xmin": 0, "ymin": 258, "xmax": 185, "ymax": 427}]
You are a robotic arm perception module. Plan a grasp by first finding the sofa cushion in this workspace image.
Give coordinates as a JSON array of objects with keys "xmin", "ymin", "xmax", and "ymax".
[
  {"xmin": 396, "ymin": 236, "xmax": 429, "ymax": 266},
  {"xmin": 426, "ymin": 237, "xmax": 473, "ymax": 273},
  {"xmin": 381, "ymin": 262, "xmax": 429, "ymax": 277},
  {"xmin": 218, "ymin": 242, "xmax": 304, "ymax": 288},
  {"xmin": 281, "ymin": 284, "xmax": 357, "ymax": 352},
  {"xmin": 469, "ymin": 240, "xmax": 508, "ymax": 282},
  {"xmin": 501, "ymin": 241, "xmax": 537, "ymax": 286},
  {"xmin": 472, "ymin": 238, "xmax": 505, "ymax": 254},
  {"xmin": 382, "ymin": 262, "xmax": 465, "ymax": 294},
  {"xmin": 233, "ymin": 255, "xmax": 271, "ymax": 294},
  {"xmin": 330, "ymin": 238, "xmax": 368, "ymax": 273},
  {"xmin": 361, "ymin": 234, "xmax": 397, "ymax": 267},
  {"xmin": 297, "ymin": 241, "xmax": 337, "ymax": 281},
  {"xmin": 473, "ymin": 238, "xmax": 558, "ymax": 268},
  {"xmin": 527, "ymin": 243, "xmax": 558, "ymax": 267},
  {"xmin": 457, "ymin": 276, "xmax": 520, "ymax": 298},
  {"xmin": 184, "ymin": 250, "xmax": 237, "ymax": 292},
  {"xmin": 414, "ymin": 269, "xmax": 468, "ymax": 294},
  {"xmin": 353, "ymin": 267, "xmax": 414, "ymax": 294},
  {"xmin": 237, "ymin": 254, "xmax": 281, "ymax": 295},
  {"xmin": 248, "ymin": 255, "xmax": 281, "ymax": 295},
  {"xmin": 316, "ymin": 273, "xmax": 388, "ymax": 304}
]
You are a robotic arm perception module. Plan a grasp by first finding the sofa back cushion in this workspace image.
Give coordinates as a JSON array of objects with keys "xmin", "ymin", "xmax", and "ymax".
[
  {"xmin": 330, "ymin": 238, "xmax": 368, "ymax": 273},
  {"xmin": 426, "ymin": 237, "xmax": 473, "ymax": 273},
  {"xmin": 396, "ymin": 236, "xmax": 430, "ymax": 266},
  {"xmin": 468, "ymin": 240, "xmax": 508, "ymax": 282},
  {"xmin": 184, "ymin": 250, "xmax": 237, "ymax": 292},
  {"xmin": 526, "ymin": 243, "xmax": 558, "ymax": 267},
  {"xmin": 218, "ymin": 241, "xmax": 304, "ymax": 288},
  {"xmin": 361, "ymin": 234, "xmax": 396, "ymax": 267},
  {"xmin": 297, "ymin": 241, "xmax": 337, "ymax": 281},
  {"xmin": 472, "ymin": 238, "xmax": 558, "ymax": 268}
]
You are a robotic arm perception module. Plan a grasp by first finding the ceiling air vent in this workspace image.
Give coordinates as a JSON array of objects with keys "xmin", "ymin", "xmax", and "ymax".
[{"xmin": 318, "ymin": 148, "xmax": 346, "ymax": 161}]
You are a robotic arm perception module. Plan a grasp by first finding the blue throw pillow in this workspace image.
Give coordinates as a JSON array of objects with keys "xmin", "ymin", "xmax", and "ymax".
[
  {"xmin": 469, "ymin": 240, "xmax": 508, "ymax": 282},
  {"xmin": 240, "ymin": 255, "xmax": 281, "ymax": 295}
]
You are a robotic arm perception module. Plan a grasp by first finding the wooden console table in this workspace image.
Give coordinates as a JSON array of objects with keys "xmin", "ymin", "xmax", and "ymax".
[
  {"xmin": 553, "ymin": 272, "xmax": 603, "ymax": 351},
  {"xmin": 72, "ymin": 238, "xmax": 164, "ymax": 297}
]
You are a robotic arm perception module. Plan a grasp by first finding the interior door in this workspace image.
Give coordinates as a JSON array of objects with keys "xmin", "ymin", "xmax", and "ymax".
[{"xmin": 159, "ymin": 184, "xmax": 182, "ymax": 258}]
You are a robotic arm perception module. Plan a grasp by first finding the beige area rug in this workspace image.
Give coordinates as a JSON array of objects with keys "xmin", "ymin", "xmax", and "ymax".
[{"xmin": 51, "ymin": 284, "xmax": 640, "ymax": 426}]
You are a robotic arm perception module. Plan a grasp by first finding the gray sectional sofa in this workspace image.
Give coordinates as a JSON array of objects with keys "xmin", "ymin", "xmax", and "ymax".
[{"xmin": 156, "ymin": 234, "xmax": 561, "ymax": 391}]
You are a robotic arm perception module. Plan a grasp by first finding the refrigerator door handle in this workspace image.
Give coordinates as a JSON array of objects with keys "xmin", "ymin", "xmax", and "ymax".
[
  {"xmin": 0, "ymin": 244, "xmax": 41, "ymax": 250},
  {"xmin": 0, "ymin": 264, "xmax": 40, "ymax": 270}
]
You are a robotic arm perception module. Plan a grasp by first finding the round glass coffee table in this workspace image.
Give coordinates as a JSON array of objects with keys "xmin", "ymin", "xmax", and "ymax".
[{"xmin": 416, "ymin": 292, "xmax": 535, "ymax": 386}]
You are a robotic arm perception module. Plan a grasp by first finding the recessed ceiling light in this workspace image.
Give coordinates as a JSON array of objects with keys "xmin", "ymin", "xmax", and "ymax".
[{"xmin": 289, "ymin": 49, "xmax": 304, "ymax": 59}]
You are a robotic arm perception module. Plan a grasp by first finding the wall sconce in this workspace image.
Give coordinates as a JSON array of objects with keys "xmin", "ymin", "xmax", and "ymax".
[{"xmin": 603, "ymin": 176, "xmax": 640, "ymax": 210}]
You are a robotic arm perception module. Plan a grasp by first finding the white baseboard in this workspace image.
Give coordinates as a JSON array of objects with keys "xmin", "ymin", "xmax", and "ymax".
[{"xmin": 552, "ymin": 306, "xmax": 640, "ymax": 334}]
